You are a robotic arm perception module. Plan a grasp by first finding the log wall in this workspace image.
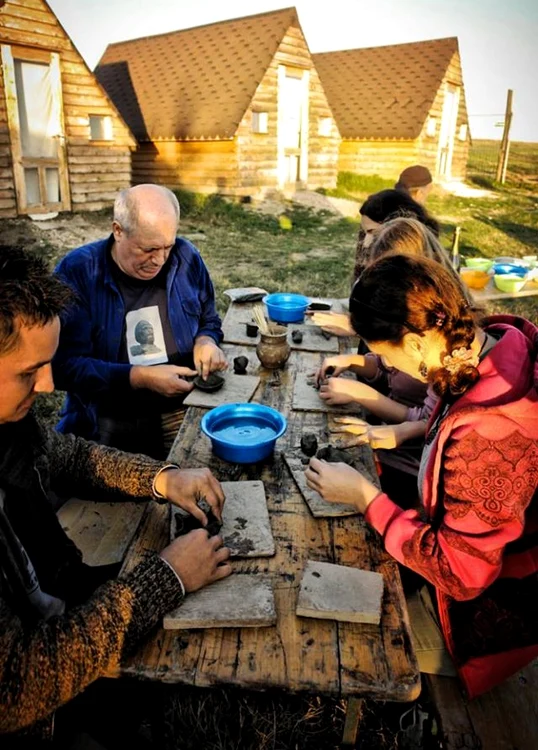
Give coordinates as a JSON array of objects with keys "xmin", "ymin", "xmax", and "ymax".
[
  {"xmin": 132, "ymin": 140, "xmax": 239, "ymax": 194},
  {"xmin": 416, "ymin": 50, "xmax": 469, "ymax": 180},
  {"xmin": 338, "ymin": 140, "xmax": 419, "ymax": 179},
  {"xmin": 0, "ymin": 0, "xmax": 135, "ymax": 217},
  {"xmin": 235, "ymin": 22, "xmax": 340, "ymax": 194}
]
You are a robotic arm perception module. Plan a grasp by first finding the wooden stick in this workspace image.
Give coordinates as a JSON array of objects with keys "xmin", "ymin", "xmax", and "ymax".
[{"xmin": 253, "ymin": 304, "xmax": 270, "ymax": 334}]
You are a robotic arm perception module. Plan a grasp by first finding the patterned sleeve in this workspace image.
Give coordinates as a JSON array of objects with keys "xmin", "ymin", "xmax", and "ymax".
[
  {"xmin": 365, "ymin": 425, "xmax": 538, "ymax": 600},
  {"xmin": 0, "ymin": 554, "xmax": 183, "ymax": 733},
  {"xmin": 44, "ymin": 426, "xmax": 165, "ymax": 501}
]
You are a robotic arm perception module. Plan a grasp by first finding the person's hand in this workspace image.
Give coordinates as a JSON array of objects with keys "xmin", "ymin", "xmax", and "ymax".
[
  {"xmin": 307, "ymin": 312, "xmax": 355, "ymax": 337},
  {"xmin": 160, "ymin": 530, "xmax": 231, "ymax": 592},
  {"xmin": 319, "ymin": 377, "xmax": 370, "ymax": 406},
  {"xmin": 193, "ymin": 336, "xmax": 228, "ymax": 380},
  {"xmin": 313, "ymin": 354, "xmax": 357, "ymax": 386},
  {"xmin": 331, "ymin": 417, "xmax": 401, "ymax": 450},
  {"xmin": 130, "ymin": 364, "xmax": 197, "ymax": 396},
  {"xmin": 304, "ymin": 457, "xmax": 380, "ymax": 514},
  {"xmin": 154, "ymin": 467, "xmax": 226, "ymax": 524}
]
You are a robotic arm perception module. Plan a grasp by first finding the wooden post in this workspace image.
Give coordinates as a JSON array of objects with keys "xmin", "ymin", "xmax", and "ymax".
[
  {"xmin": 495, "ymin": 89, "xmax": 513, "ymax": 184},
  {"xmin": 341, "ymin": 697, "xmax": 363, "ymax": 747}
]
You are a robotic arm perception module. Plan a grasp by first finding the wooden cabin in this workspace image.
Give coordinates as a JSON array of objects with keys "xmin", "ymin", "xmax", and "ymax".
[
  {"xmin": 95, "ymin": 7, "xmax": 341, "ymax": 198},
  {"xmin": 0, "ymin": 0, "xmax": 135, "ymax": 218},
  {"xmin": 313, "ymin": 38, "xmax": 470, "ymax": 182}
]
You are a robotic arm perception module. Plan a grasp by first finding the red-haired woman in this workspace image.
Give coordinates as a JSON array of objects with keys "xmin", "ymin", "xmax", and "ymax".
[{"xmin": 306, "ymin": 254, "xmax": 538, "ymax": 698}]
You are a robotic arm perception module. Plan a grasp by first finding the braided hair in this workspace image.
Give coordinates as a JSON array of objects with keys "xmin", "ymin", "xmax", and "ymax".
[{"xmin": 350, "ymin": 254, "xmax": 483, "ymax": 398}]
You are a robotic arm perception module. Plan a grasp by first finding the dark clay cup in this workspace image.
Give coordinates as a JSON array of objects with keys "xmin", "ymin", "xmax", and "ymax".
[
  {"xmin": 193, "ymin": 372, "xmax": 225, "ymax": 393},
  {"xmin": 291, "ymin": 329, "xmax": 303, "ymax": 344},
  {"xmin": 246, "ymin": 323, "xmax": 259, "ymax": 338},
  {"xmin": 233, "ymin": 356, "xmax": 249, "ymax": 374},
  {"xmin": 300, "ymin": 433, "xmax": 318, "ymax": 457}
]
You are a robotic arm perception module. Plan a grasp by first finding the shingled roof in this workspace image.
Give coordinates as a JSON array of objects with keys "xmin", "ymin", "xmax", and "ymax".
[
  {"xmin": 95, "ymin": 7, "xmax": 299, "ymax": 141},
  {"xmin": 313, "ymin": 37, "xmax": 459, "ymax": 140}
]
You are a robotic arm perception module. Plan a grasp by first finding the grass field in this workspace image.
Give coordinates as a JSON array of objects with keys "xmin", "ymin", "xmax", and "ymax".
[
  {"xmin": 0, "ymin": 157, "xmax": 536, "ymax": 748},
  {"xmin": 467, "ymin": 139, "xmax": 538, "ymax": 187}
]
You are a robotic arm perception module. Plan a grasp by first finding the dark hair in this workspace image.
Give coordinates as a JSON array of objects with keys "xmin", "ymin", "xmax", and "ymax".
[
  {"xmin": 350, "ymin": 254, "xmax": 482, "ymax": 398},
  {"xmin": 0, "ymin": 245, "xmax": 72, "ymax": 355},
  {"xmin": 360, "ymin": 189, "xmax": 439, "ymax": 236},
  {"xmin": 354, "ymin": 189, "xmax": 440, "ymax": 280}
]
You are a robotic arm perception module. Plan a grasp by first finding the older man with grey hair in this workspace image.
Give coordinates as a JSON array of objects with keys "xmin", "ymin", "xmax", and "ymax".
[{"xmin": 53, "ymin": 184, "xmax": 226, "ymax": 459}]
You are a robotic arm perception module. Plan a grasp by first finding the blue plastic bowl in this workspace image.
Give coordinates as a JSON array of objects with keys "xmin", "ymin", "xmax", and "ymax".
[
  {"xmin": 492, "ymin": 263, "xmax": 528, "ymax": 277},
  {"xmin": 201, "ymin": 403, "xmax": 287, "ymax": 464},
  {"xmin": 263, "ymin": 293, "xmax": 310, "ymax": 324}
]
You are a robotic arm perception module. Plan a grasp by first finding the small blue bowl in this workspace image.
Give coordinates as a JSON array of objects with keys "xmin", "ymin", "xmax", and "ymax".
[
  {"xmin": 201, "ymin": 402, "xmax": 287, "ymax": 464},
  {"xmin": 263, "ymin": 293, "xmax": 310, "ymax": 324},
  {"xmin": 492, "ymin": 263, "xmax": 528, "ymax": 277}
]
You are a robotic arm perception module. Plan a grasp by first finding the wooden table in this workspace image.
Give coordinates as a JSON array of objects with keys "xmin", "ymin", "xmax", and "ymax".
[{"xmin": 117, "ymin": 305, "xmax": 419, "ymax": 743}]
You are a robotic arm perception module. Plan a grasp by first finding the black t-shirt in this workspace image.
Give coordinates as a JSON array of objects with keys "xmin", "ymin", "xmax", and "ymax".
[{"xmin": 98, "ymin": 253, "xmax": 195, "ymax": 417}]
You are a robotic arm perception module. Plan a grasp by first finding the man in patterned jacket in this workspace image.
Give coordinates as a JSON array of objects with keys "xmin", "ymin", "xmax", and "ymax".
[{"xmin": 0, "ymin": 246, "xmax": 231, "ymax": 744}]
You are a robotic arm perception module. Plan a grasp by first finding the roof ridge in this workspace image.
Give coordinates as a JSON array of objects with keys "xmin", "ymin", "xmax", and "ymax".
[
  {"xmin": 103, "ymin": 6, "xmax": 297, "ymax": 52},
  {"xmin": 312, "ymin": 36, "xmax": 458, "ymax": 57}
]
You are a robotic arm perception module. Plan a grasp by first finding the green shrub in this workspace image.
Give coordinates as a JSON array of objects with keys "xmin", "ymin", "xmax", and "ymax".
[{"xmin": 337, "ymin": 172, "xmax": 394, "ymax": 194}]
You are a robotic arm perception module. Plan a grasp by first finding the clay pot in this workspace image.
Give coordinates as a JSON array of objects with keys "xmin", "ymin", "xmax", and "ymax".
[
  {"xmin": 256, "ymin": 324, "xmax": 290, "ymax": 369},
  {"xmin": 291, "ymin": 329, "xmax": 303, "ymax": 344},
  {"xmin": 245, "ymin": 323, "xmax": 259, "ymax": 338}
]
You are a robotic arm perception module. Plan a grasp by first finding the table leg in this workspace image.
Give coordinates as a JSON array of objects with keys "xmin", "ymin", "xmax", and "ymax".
[{"xmin": 341, "ymin": 697, "xmax": 363, "ymax": 747}]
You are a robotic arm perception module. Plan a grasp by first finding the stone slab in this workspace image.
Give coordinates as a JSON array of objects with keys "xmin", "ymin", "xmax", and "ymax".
[
  {"xmin": 163, "ymin": 575, "xmax": 276, "ymax": 629},
  {"xmin": 296, "ymin": 560, "xmax": 384, "ymax": 625},
  {"xmin": 182, "ymin": 372, "xmax": 260, "ymax": 409},
  {"xmin": 171, "ymin": 480, "xmax": 275, "ymax": 558}
]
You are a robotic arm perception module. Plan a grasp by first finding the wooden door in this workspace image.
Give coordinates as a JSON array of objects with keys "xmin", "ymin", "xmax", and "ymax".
[
  {"xmin": 437, "ymin": 83, "xmax": 460, "ymax": 179},
  {"xmin": 1, "ymin": 44, "xmax": 71, "ymax": 214},
  {"xmin": 277, "ymin": 66, "xmax": 309, "ymax": 189}
]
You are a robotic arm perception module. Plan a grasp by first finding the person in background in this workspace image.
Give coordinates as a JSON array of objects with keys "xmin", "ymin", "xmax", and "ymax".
[
  {"xmin": 306, "ymin": 253, "xmax": 538, "ymax": 699},
  {"xmin": 53, "ymin": 184, "xmax": 227, "ymax": 460},
  {"xmin": 395, "ymin": 164, "xmax": 434, "ymax": 205},
  {"xmin": 0, "ymin": 246, "xmax": 231, "ymax": 745}
]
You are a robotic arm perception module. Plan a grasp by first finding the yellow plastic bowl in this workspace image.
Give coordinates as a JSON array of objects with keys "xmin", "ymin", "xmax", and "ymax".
[
  {"xmin": 460, "ymin": 268, "xmax": 490, "ymax": 290},
  {"xmin": 493, "ymin": 274, "xmax": 527, "ymax": 293}
]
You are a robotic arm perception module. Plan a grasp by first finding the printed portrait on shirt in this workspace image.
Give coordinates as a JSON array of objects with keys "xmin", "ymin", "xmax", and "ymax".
[{"xmin": 126, "ymin": 306, "xmax": 168, "ymax": 365}]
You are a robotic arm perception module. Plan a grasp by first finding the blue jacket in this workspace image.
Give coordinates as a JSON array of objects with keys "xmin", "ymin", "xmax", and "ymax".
[{"xmin": 53, "ymin": 236, "xmax": 223, "ymax": 439}]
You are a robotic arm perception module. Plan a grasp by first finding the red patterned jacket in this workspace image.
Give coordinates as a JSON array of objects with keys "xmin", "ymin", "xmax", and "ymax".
[{"xmin": 365, "ymin": 315, "xmax": 538, "ymax": 698}]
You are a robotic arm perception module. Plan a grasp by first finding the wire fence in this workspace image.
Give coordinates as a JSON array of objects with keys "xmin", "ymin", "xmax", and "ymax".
[{"xmin": 468, "ymin": 114, "xmax": 538, "ymax": 189}]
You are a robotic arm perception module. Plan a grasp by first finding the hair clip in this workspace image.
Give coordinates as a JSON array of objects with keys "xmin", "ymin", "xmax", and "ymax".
[{"xmin": 442, "ymin": 347, "xmax": 478, "ymax": 374}]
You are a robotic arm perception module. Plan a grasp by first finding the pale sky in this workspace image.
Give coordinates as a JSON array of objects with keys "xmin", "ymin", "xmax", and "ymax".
[{"xmin": 48, "ymin": 0, "xmax": 538, "ymax": 142}]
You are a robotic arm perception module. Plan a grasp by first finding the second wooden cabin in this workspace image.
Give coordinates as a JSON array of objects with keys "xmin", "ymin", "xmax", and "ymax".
[{"xmin": 96, "ymin": 7, "xmax": 341, "ymax": 198}]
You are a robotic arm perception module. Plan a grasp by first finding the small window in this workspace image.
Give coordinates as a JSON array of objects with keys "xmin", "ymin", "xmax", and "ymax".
[
  {"xmin": 89, "ymin": 115, "xmax": 113, "ymax": 141},
  {"xmin": 458, "ymin": 123, "xmax": 468, "ymax": 141},
  {"xmin": 318, "ymin": 117, "xmax": 332, "ymax": 137},
  {"xmin": 251, "ymin": 111, "xmax": 268, "ymax": 134},
  {"xmin": 426, "ymin": 117, "xmax": 437, "ymax": 137}
]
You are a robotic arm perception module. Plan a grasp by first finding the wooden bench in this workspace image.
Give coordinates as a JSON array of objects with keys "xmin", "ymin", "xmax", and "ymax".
[{"xmin": 426, "ymin": 660, "xmax": 538, "ymax": 750}]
